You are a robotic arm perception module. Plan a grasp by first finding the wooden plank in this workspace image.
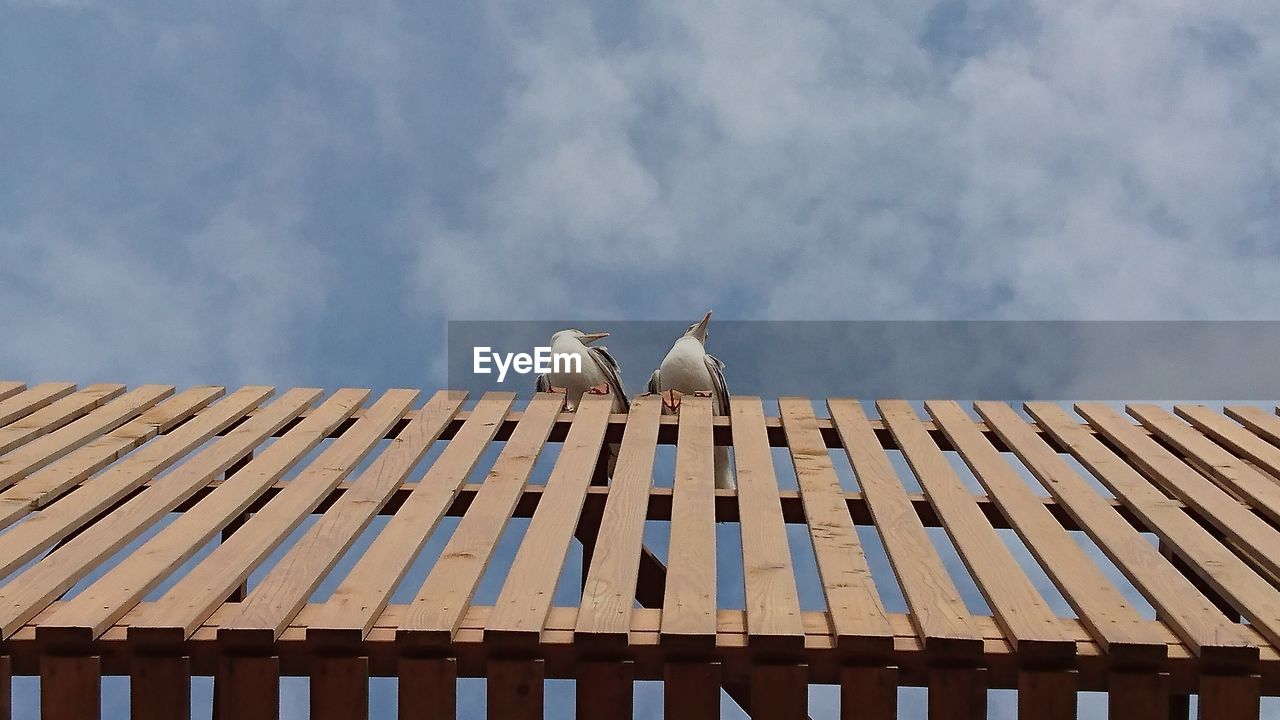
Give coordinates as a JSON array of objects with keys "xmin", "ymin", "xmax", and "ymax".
[
  {"xmin": 0, "ymin": 388, "xmax": 306, "ymax": 640},
  {"xmin": 881, "ymin": 400, "xmax": 1073, "ymax": 660},
  {"xmin": 1107, "ymin": 671, "xmax": 1168, "ymax": 720},
  {"xmin": 311, "ymin": 656, "xmax": 369, "ymax": 720},
  {"xmin": 128, "ymin": 389, "xmax": 433, "ymax": 643},
  {"xmin": 0, "ymin": 383, "xmax": 124, "ymax": 455},
  {"xmin": 841, "ymin": 666, "xmax": 896, "ymax": 720},
  {"xmin": 218, "ymin": 392, "xmax": 490, "ymax": 643},
  {"xmin": 664, "ymin": 662, "xmax": 721, "ymax": 720},
  {"xmin": 660, "ymin": 396, "xmax": 718, "ymax": 648},
  {"xmin": 1060, "ymin": 403, "xmax": 1280, "ymax": 649},
  {"xmin": 1133, "ymin": 404, "xmax": 1280, "ymax": 524},
  {"xmin": 929, "ymin": 401, "xmax": 1165, "ymax": 666},
  {"xmin": 1197, "ymin": 673, "xmax": 1260, "ymax": 720},
  {"xmin": 0, "ymin": 386, "xmax": 224, "ymax": 530},
  {"xmin": 1016, "ymin": 669, "xmax": 1076, "ymax": 720},
  {"xmin": 0, "ymin": 386, "xmax": 264, "ymax": 565},
  {"xmin": 0, "ymin": 384, "xmax": 173, "ymax": 491},
  {"xmin": 574, "ymin": 395, "xmax": 662, "ymax": 646},
  {"xmin": 1223, "ymin": 404, "xmax": 1280, "ymax": 450},
  {"xmin": 398, "ymin": 657, "xmax": 455, "ymax": 720},
  {"xmin": 396, "ymin": 393, "xmax": 560, "ymax": 643},
  {"xmin": 1177, "ymin": 404, "xmax": 1280, "ymax": 480},
  {"xmin": 732, "ymin": 397, "xmax": 805, "ymax": 651},
  {"xmin": 38, "ymin": 389, "xmax": 368, "ymax": 639},
  {"xmin": 0, "ymin": 383, "xmax": 24, "ymax": 404},
  {"xmin": 576, "ymin": 661, "xmax": 632, "ymax": 719},
  {"xmin": 303, "ymin": 392, "xmax": 520, "ymax": 644},
  {"xmin": 216, "ymin": 655, "xmax": 278, "ymax": 720},
  {"xmin": 131, "ymin": 654, "xmax": 191, "ymax": 720},
  {"xmin": 828, "ymin": 399, "xmax": 982, "ymax": 659},
  {"xmin": 927, "ymin": 667, "xmax": 985, "ymax": 720},
  {"xmin": 977, "ymin": 401, "xmax": 1254, "ymax": 666},
  {"xmin": 0, "ymin": 655, "xmax": 9, "ymax": 720},
  {"xmin": 488, "ymin": 659, "xmax": 543, "ymax": 720},
  {"xmin": 485, "ymin": 394, "xmax": 611, "ymax": 644},
  {"xmin": 40, "ymin": 655, "xmax": 100, "ymax": 720},
  {"xmin": 779, "ymin": 398, "xmax": 893, "ymax": 654},
  {"xmin": 1082, "ymin": 403, "xmax": 1280, "ymax": 581},
  {"xmin": 0, "ymin": 382, "xmax": 75, "ymax": 428},
  {"xmin": 752, "ymin": 664, "xmax": 808, "ymax": 720}
]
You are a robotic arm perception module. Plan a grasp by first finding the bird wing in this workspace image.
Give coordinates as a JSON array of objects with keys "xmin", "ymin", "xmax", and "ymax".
[
  {"xmin": 704, "ymin": 353, "xmax": 730, "ymax": 415},
  {"xmin": 534, "ymin": 373, "xmax": 551, "ymax": 393},
  {"xmin": 588, "ymin": 345, "xmax": 630, "ymax": 411},
  {"xmin": 647, "ymin": 368, "xmax": 660, "ymax": 395}
]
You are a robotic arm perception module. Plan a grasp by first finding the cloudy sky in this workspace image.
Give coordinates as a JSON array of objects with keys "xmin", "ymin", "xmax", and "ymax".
[{"xmin": 4, "ymin": 0, "xmax": 1280, "ymax": 717}]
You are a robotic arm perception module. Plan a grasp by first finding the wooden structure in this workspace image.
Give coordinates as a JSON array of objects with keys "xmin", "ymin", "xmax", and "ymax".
[{"xmin": 0, "ymin": 380, "xmax": 1278, "ymax": 718}]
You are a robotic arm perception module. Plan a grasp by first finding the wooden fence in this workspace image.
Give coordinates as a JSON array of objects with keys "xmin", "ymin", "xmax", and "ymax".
[{"xmin": 0, "ymin": 380, "xmax": 1277, "ymax": 718}]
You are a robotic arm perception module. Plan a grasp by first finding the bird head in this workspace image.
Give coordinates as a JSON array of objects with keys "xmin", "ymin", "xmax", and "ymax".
[
  {"xmin": 553, "ymin": 328, "xmax": 609, "ymax": 345},
  {"xmin": 684, "ymin": 310, "xmax": 712, "ymax": 344}
]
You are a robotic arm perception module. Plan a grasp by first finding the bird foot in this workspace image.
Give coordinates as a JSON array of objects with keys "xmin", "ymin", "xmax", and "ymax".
[
  {"xmin": 586, "ymin": 382, "xmax": 611, "ymax": 395},
  {"xmin": 662, "ymin": 389, "xmax": 684, "ymax": 411}
]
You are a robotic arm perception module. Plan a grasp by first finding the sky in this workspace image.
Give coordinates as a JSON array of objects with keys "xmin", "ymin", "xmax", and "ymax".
[{"xmin": 3, "ymin": 0, "xmax": 1280, "ymax": 717}]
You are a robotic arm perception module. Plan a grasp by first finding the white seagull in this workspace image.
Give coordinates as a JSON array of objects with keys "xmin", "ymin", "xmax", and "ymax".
[
  {"xmin": 535, "ymin": 329, "xmax": 628, "ymax": 413},
  {"xmin": 647, "ymin": 311, "xmax": 734, "ymax": 489}
]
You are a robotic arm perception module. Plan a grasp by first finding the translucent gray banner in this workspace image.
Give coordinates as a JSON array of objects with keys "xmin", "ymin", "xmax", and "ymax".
[{"xmin": 446, "ymin": 321, "xmax": 1280, "ymax": 401}]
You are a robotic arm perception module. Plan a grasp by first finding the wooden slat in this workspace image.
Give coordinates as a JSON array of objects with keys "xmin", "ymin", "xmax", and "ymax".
[
  {"xmin": 0, "ymin": 382, "xmax": 75, "ymax": 428},
  {"xmin": 489, "ymin": 659, "xmax": 542, "ymax": 720},
  {"xmin": 1179, "ymin": 405, "xmax": 1280, "ymax": 479},
  {"xmin": 398, "ymin": 657, "xmax": 456, "ymax": 720},
  {"xmin": 978, "ymin": 402, "xmax": 1253, "ymax": 665},
  {"xmin": 879, "ymin": 400, "xmax": 1073, "ymax": 659},
  {"xmin": 841, "ymin": 666, "xmax": 897, "ymax": 720},
  {"xmin": 38, "ymin": 389, "xmax": 368, "ymax": 638},
  {"xmin": 928, "ymin": 667, "xmax": 985, "ymax": 720},
  {"xmin": 311, "ymin": 656, "xmax": 369, "ymax": 720},
  {"xmin": 660, "ymin": 396, "xmax": 717, "ymax": 648},
  {"xmin": 301, "ymin": 392, "xmax": 517, "ymax": 643},
  {"xmin": 1132, "ymin": 404, "xmax": 1280, "ymax": 524},
  {"xmin": 664, "ymin": 662, "xmax": 722, "ymax": 720},
  {"xmin": 1223, "ymin": 404, "xmax": 1280, "ymax": 449},
  {"xmin": 1062, "ymin": 403, "xmax": 1280, "ymax": 648},
  {"xmin": 0, "ymin": 655, "xmax": 9, "ymax": 720},
  {"xmin": 397, "ymin": 393, "xmax": 559, "ymax": 643},
  {"xmin": 732, "ymin": 396, "xmax": 805, "ymax": 651},
  {"xmin": 828, "ymin": 399, "xmax": 982, "ymax": 659},
  {"xmin": 129, "ymin": 389, "xmax": 431, "ymax": 643},
  {"xmin": 0, "ymin": 386, "xmax": 223, "ymax": 530},
  {"xmin": 40, "ymin": 655, "xmax": 100, "ymax": 720},
  {"xmin": 0, "ymin": 383, "xmax": 124, "ymax": 455},
  {"xmin": 0, "ymin": 384, "xmax": 173, "ymax": 491},
  {"xmin": 218, "ymin": 392, "xmax": 487, "ymax": 643},
  {"xmin": 574, "ymin": 395, "xmax": 663, "ymax": 645},
  {"xmin": 928, "ymin": 401, "xmax": 1166, "ymax": 666},
  {"xmin": 485, "ymin": 394, "xmax": 611, "ymax": 644},
  {"xmin": 1081, "ymin": 403, "xmax": 1280, "ymax": 581},
  {"xmin": 0, "ymin": 386, "xmax": 273, "ymax": 583},
  {"xmin": 779, "ymin": 397, "xmax": 892, "ymax": 654},
  {"xmin": 216, "ymin": 655, "xmax": 278, "ymax": 720},
  {"xmin": 0, "ymin": 382, "xmax": 25, "ymax": 404},
  {"xmin": 1019, "ymin": 402, "xmax": 1271, "ymax": 662},
  {"xmin": 0, "ymin": 389, "xmax": 308, "ymax": 639}
]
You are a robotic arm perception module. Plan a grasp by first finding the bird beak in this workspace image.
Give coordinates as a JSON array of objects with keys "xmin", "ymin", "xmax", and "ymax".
[
  {"xmin": 580, "ymin": 331, "xmax": 609, "ymax": 344},
  {"xmin": 692, "ymin": 311, "xmax": 712, "ymax": 342}
]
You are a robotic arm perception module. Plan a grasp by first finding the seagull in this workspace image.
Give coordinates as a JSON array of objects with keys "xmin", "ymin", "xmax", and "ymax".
[
  {"xmin": 534, "ymin": 329, "xmax": 629, "ymax": 412},
  {"xmin": 647, "ymin": 311, "xmax": 734, "ymax": 488}
]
